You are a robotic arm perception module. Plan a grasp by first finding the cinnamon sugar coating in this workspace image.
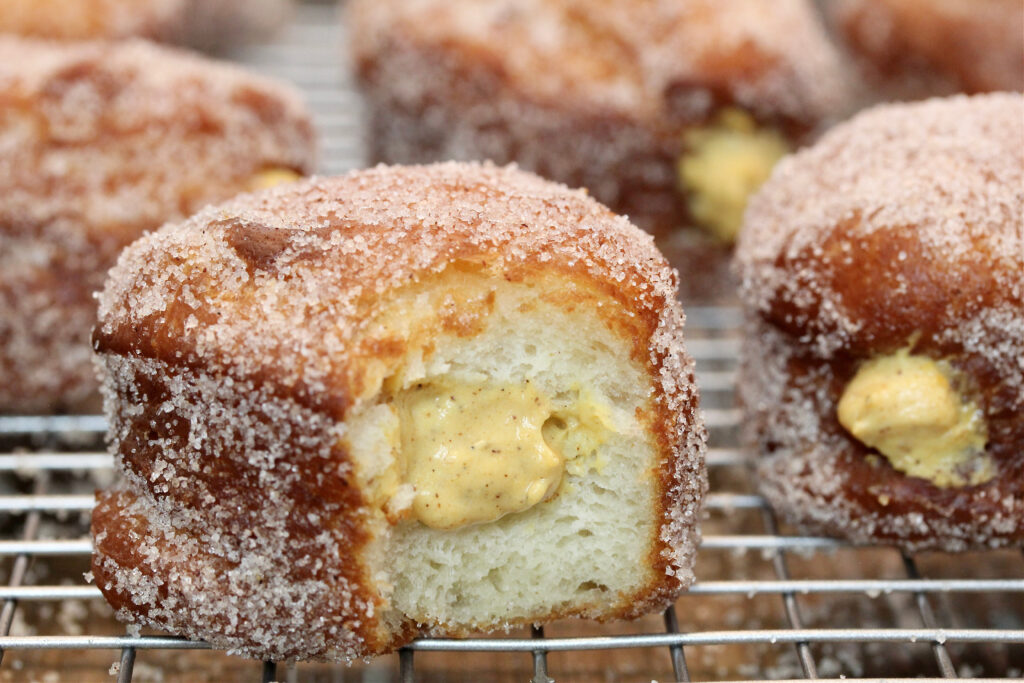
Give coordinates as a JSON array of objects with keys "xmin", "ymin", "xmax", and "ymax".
[
  {"xmin": 0, "ymin": 37, "xmax": 316, "ymax": 412},
  {"xmin": 349, "ymin": 0, "xmax": 850, "ymax": 237},
  {"xmin": 0, "ymin": 0, "xmax": 293, "ymax": 50},
  {"xmin": 829, "ymin": 0, "xmax": 1024, "ymax": 100},
  {"xmin": 735, "ymin": 93, "xmax": 1024, "ymax": 551},
  {"xmin": 91, "ymin": 162, "xmax": 708, "ymax": 660}
]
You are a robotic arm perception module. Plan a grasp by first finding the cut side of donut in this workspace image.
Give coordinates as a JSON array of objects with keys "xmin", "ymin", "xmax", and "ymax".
[{"xmin": 348, "ymin": 267, "xmax": 684, "ymax": 633}]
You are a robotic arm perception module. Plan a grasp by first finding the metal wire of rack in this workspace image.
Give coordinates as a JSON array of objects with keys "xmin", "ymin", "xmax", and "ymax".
[{"xmin": 0, "ymin": 2, "xmax": 1021, "ymax": 681}]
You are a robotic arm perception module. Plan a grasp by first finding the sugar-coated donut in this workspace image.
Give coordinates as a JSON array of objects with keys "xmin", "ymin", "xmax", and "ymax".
[
  {"xmin": 89, "ymin": 162, "xmax": 708, "ymax": 660},
  {"xmin": 0, "ymin": 0, "xmax": 293, "ymax": 50},
  {"xmin": 735, "ymin": 93, "xmax": 1024, "ymax": 551},
  {"xmin": 0, "ymin": 38, "xmax": 315, "ymax": 413},
  {"xmin": 829, "ymin": 0, "xmax": 1024, "ymax": 100},
  {"xmin": 349, "ymin": 0, "xmax": 849, "ymax": 244}
]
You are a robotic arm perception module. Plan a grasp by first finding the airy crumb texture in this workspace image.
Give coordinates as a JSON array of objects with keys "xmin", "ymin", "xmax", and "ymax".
[
  {"xmin": 91, "ymin": 162, "xmax": 708, "ymax": 661},
  {"xmin": 349, "ymin": 0, "xmax": 851, "ymax": 236},
  {"xmin": 0, "ymin": 0, "xmax": 293, "ymax": 49},
  {"xmin": 0, "ymin": 37, "xmax": 316, "ymax": 412},
  {"xmin": 735, "ymin": 93, "xmax": 1024, "ymax": 551}
]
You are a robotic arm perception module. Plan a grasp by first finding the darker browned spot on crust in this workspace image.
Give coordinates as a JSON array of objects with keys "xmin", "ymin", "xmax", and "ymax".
[
  {"xmin": 223, "ymin": 218, "xmax": 295, "ymax": 274},
  {"xmin": 232, "ymin": 84, "xmax": 291, "ymax": 126},
  {"xmin": 40, "ymin": 59, "xmax": 125, "ymax": 123}
]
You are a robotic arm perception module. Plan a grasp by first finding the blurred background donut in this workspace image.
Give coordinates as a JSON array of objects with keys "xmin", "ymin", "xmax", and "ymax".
[
  {"xmin": 349, "ymin": 0, "xmax": 851, "ymax": 247},
  {"xmin": 826, "ymin": 0, "xmax": 1024, "ymax": 101},
  {"xmin": 0, "ymin": 37, "xmax": 316, "ymax": 413},
  {"xmin": 0, "ymin": 0, "xmax": 294, "ymax": 51},
  {"xmin": 735, "ymin": 92, "xmax": 1024, "ymax": 551}
]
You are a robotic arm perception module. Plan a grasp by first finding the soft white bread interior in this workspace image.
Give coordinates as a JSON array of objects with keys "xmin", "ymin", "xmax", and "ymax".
[{"xmin": 344, "ymin": 268, "xmax": 681, "ymax": 633}]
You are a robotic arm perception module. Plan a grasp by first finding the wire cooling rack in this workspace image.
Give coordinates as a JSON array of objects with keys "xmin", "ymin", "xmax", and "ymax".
[
  {"xmin": 0, "ymin": 2, "xmax": 1021, "ymax": 681},
  {"xmin": 1, "ymin": 304, "xmax": 1021, "ymax": 682}
]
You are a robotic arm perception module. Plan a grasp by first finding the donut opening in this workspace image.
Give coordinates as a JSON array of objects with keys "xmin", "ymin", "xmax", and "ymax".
[
  {"xmin": 837, "ymin": 349, "xmax": 992, "ymax": 487},
  {"xmin": 677, "ymin": 108, "xmax": 788, "ymax": 243},
  {"xmin": 343, "ymin": 269, "xmax": 663, "ymax": 630}
]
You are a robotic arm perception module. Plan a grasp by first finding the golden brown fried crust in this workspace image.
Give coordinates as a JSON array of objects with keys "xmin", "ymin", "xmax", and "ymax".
[
  {"xmin": 90, "ymin": 364, "xmax": 395, "ymax": 658},
  {"xmin": 91, "ymin": 163, "xmax": 706, "ymax": 659},
  {"xmin": 759, "ymin": 220, "xmax": 1018, "ymax": 354},
  {"xmin": 349, "ymin": 0, "xmax": 849, "ymax": 238},
  {"xmin": 735, "ymin": 94, "xmax": 1024, "ymax": 550},
  {"xmin": 93, "ymin": 488, "xmax": 395, "ymax": 657},
  {"xmin": 830, "ymin": 0, "xmax": 1024, "ymax": 98},
  {"xmin": 89, "ymin": 341, "xmax": 402, "ymax": 658},
  {"xmin": 0, "ymin": 38, "xmax": 315, "ymax": 413}
]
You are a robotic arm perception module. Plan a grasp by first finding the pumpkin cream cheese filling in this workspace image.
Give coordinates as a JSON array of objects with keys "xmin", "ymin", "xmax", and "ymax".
[
  {"xmin": 371, "ymin": 379, "xmax": 614, "ymax": 530},
  {"xmin": 837, "ymin": 349, "xmax": 992, "ymax": 488},
  {"xmin": 677, "ymin": 108, "xmax": 789, "ymax": 243}
]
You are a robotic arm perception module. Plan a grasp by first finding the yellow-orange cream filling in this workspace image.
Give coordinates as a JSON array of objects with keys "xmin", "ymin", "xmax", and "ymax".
[
  {"xmin": 678, "ymin": 108, "xmax": 788, "ymax": 243},
  {"xmin": 392, "ymin": 380, "xmax": 610, "ymax": 529},
  {"xmin": 837, "ymin": 350, "xmax": 992, "ymax": 488},
  {"xmin": 247, "ymin": 167, "xmax": 302, "ymax": 191}
]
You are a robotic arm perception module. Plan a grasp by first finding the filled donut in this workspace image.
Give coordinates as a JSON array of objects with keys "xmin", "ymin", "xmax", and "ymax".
[
  {"xmin": 0, "ymin": 0, "xmax": 293, "ymax": 50},
  {"xmin": 734, "ymin": 93, "xmax": 1024, "ymax": 551},
  {"xmin": 0, "ymin": 37, "xmax": 315, "ymax": 413},
  {"xmin": 349, "ymin": 0, "xmax": 850, "ymax": 245},
  {"xmin": 89, "ymin": 162, "xmax": 708, "ymax": 660},
  {"xmin": 828, "ymin": 0, "xmax": 1024, "ymax": 100}
]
